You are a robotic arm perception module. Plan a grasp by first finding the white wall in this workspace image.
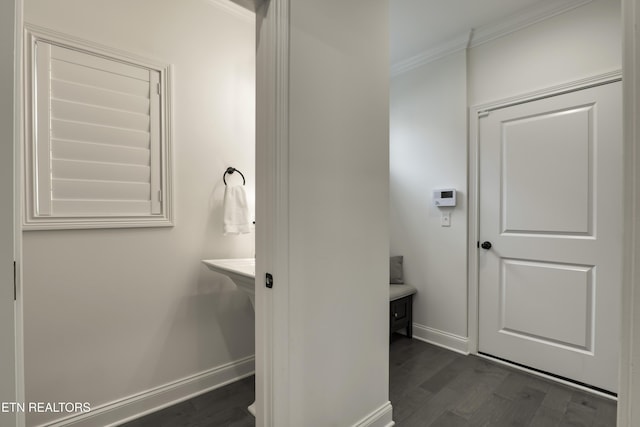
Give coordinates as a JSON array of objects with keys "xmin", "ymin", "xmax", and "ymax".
[
  {"xmin": 22, "ymin": 1, "xmax": 256, "ymax": 425},
  {"xmin": 390, "ymin": 0, "xmax": 621, "ymax": 352},
  {"xmin": 286, "ymin": 0, "xmax": 391, "ymax": 425},
  {"xmin": 390, "ymin": 50, "xmax": 469, "ymax": 346},
  {"xmin": 469, "ymin": 0, "xmax": 621, "ymax": 106}
]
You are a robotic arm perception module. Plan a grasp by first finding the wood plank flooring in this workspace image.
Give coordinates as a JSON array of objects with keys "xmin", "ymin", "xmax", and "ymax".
[
  {"xmin": 119, "ymin": 376, "xmax": 255, "ymax": 427},
  {"xmin": 120, "ymin": 335, "xmax": 617, "ymax": 426},
  {"xmin": 389, "ymin": 335, "xmax": 617, "ymax": 427}
]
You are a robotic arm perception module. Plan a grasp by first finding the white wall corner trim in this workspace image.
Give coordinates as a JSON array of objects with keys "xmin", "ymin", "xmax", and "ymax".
[
  {"xmin": 412, "ymin": 323, "xmax": 470, "ymax": 355},
  {"xmin": 255, "ymin": 0, "xmax": 291, "ymax": 425},
  {"xmin": 620, "ymin": 0, "xmax": 639, "ymax": 424},
  {"xmin": 13, "ymin": 1, "xmax": 26, "ymax": 427},
  {"xmin": 351, "ymin": 402, "xmax": 395, "ymax": 427},
  {"xmin": 207, "ymin": 0, "xmax": 255, "ymax": 22},
  {"xmin": 37, "ymin": 356, "xmax": 255, "ymax": 427},
  {"xmin": 390, "ymin": 0, "xmax": 593, "ymax": 77}
]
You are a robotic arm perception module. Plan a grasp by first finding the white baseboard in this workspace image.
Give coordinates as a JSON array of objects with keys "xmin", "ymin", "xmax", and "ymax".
[
  {"xmin": 411, "ymin": 323, "xmax": 469, "ymax": 355},
  {"xmin": 40, "ymin": 356, "xmax": 255, "ymax": 427},
  {"xmin": 351, "ymin": 401, "xmax": 394, "ymax": 427}
]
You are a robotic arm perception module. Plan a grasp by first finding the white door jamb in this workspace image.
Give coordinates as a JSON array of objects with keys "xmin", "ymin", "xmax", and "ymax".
[
  {"xmin": 255, "ymin": 0, "xmax": 290, "ymax": 426},
  {"xmin": 619, "ymin": 0, "xmax": 639, "ymax": 424}
]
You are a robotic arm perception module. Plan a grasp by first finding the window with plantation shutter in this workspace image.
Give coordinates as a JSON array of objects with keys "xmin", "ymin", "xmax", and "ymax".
[{"xmin": 25, "ymin": 27, "xmax": 173, "ymax": 229}]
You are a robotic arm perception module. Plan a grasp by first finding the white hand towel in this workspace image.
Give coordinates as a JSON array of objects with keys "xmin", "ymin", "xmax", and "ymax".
[{"xmin": 223, "ymin": 184, "xmax": 251, "ymax": 235}]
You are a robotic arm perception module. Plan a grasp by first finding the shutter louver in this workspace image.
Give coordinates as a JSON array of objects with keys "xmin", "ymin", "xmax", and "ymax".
[{"xmin": 35, "ymin": 41, "xmax": 162, "ymax": 218}]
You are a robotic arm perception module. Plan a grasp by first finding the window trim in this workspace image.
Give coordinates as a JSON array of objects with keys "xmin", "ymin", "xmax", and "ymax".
[{"xmin": 23, "ymin": 25, "xmax": 174, "ymax": 230}]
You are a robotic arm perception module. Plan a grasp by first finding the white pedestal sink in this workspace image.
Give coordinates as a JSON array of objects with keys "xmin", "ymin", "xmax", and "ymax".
[
  {"xmin": 202, "ymin": 258, "xmax": 256, "ymax": 416},
  {"xmin": 202, "ymin": 258, "xmax": 255, "ymax": 307}
]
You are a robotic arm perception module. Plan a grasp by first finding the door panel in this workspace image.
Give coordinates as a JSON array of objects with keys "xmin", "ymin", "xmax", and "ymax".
[
  {"xmin": 502, "ymin": 106, "xmax": 592, "ymax": 235},
  {"xmin": 500, "ymin": 259, "xmax": 593, "ymax": 350},
  {"xmin": 478, "ymin": 82, "xmax": 622, "ymax": 393}
]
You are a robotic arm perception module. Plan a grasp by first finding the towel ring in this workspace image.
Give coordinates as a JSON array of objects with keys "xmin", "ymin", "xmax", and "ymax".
[{"xmin": 223, "ymin": 167, "xmax": 246, "ymax": 186}]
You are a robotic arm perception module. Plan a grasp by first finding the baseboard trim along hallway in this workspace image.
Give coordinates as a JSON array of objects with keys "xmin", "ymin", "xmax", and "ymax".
[
  {"xmin": 38, "ymin": 356, "xmax": 255, "ymax": 427},
  {"xmin": 352, "ymin": 401, "xmax": 394, "ymax": 427},
  {"xmin": 412, "ymin": 323, "xmax": 469, "ymax": 355}
]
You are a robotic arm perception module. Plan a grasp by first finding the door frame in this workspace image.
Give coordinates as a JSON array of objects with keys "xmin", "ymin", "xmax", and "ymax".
[
  {"xmin": 467, "ymin": 71, "xmax": 622, "ymax": 386},
  {"xmin": 14, "ymin": 0, "xmax": 25, "ymax": 421},
  {"xmin": 5, "ymin": 0, "xmax": 25, "ymax": 426},
  {"xmin": 254, "ymin": 0, "xmax": 291, "ymax": 426},
  {"xmin": 620, "ymin": 0, "xmax": 640, "ymax": 424}
]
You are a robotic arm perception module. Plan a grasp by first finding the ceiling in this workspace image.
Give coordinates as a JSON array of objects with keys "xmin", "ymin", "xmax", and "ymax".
[{"xmin": 390, "ymin": 0, "xmax": 588, "ymax": 65}]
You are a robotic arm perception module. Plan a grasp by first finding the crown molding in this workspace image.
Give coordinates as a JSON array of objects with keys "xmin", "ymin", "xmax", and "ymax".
[
  {"xmin": 469, "ymin": 0, "xmax": 593, "ymax": 48},
  {"xmin": 391, "ymin": 0, "xmax": 594, "ymax": 77},
  {"xmin": 391, "ymin": 31, "xmax": 471, "ymax": 77},
  {"xmin": 206, "ymin": 0, "xmax": 255, "ymax": 22},
  {"xmin": 229, "ymin": 0, "xmax": 263, "ymax": 13}
]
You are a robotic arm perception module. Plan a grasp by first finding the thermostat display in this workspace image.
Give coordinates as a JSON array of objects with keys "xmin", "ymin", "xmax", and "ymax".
[{"xmin": 433, "ymin": 189, "xmax": 456, "ymax": 207}]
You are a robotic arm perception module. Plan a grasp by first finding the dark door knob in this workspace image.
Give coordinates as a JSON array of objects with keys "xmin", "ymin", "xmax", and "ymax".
[{"xmin": 481, "ymin": 241, "xmax": 492, "ymax": 250}]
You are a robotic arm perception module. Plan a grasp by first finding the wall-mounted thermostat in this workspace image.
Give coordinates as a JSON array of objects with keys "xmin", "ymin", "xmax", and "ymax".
[{"xmin": 433, "ymin": 189, "xmax": 456, "ymax": 207}]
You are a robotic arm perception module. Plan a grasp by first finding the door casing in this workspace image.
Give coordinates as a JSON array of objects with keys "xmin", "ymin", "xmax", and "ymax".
[{"xmin": 3, "ymin": 0, "xmax": 24, "ymax": 426}]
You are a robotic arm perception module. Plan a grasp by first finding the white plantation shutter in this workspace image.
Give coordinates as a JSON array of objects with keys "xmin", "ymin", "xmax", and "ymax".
[{"xmin": 27, "ymin": 31, "xmax": 172, "ymax": 229}]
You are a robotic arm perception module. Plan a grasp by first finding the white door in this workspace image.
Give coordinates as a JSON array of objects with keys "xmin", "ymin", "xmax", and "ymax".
[
  {"xmin": 0, "ymin": 0, "xmax": 17, "ymax": 424},
  {"xmin": 478, "ymin": 81, "xmax": 622, "ymax": 393}
]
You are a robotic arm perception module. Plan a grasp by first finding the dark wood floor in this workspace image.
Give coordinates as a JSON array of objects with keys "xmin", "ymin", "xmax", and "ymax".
[
  {"xmin": 389, "ymin": 335, "xmax": 616, "ymax": 427},
  {"xmin": 121, "ymin": 335, "xmax": 617, "ymax": 426},
  {"xmin": 120, "ymin": 376, "xmax": 255, "ymax": 427}
]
